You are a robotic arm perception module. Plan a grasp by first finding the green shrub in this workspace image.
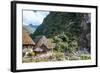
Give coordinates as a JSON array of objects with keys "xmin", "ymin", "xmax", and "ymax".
[
  {"xmin": 31, "ymin": 52, "xmax": 35, "ymax": 56},
  {"xmin": 53, "ymin": 52, "xmax": 65, "ymax": 61},
  {"xmin": 27, "ymin": 52, "xmax": 35, "ymax": 57},
  {"xmin": 80, "ymin": 54, "xmax": 91, "ymax": 60},
  {"xmin": 27, "ymin": 53, "xmax": 32, "ymax": 56}
]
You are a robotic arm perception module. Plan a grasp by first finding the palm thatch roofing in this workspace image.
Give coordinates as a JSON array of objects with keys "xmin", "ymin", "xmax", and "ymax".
[
  {"xmin": 22, "ymin": 27, "xmax": 35, "ymax": 46},
  {"xmin": 34, "ymin": 36, "xmax": 55, "ymax": 49}
]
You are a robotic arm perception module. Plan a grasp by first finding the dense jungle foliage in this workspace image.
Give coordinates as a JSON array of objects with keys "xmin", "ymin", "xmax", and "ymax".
[{"xmin": 30, "ymin": 12, "xmax": 91, "ymax": 55}]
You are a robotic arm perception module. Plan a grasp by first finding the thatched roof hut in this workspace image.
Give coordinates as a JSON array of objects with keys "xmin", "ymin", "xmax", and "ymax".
[
  {"xmin": 34, "ymin": 36, "xmax": 55, "ymax": 50},
  {"xmin": 22, "ymin": 27, "xmax": 35, "ymax": 46}
]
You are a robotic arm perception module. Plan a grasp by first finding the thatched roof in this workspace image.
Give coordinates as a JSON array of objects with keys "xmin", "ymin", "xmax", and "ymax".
[
  {"xmin": 22, "ymin": 27, "xmax": 35, "ymax": 45},
  {"xmin": 34, "ymin": 36, "xmax": 55, "ymax": 49}
]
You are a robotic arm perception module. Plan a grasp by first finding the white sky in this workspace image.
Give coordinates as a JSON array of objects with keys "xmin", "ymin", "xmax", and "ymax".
[{"xmin": 23, "ymin": 10, "xmax": 49, "ymax": 26}]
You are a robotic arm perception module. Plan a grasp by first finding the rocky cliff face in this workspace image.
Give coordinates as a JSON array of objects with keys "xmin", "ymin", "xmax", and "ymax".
[{"xmin": 79, "ymin": 14, "xmax": 91, "ymax": 53}]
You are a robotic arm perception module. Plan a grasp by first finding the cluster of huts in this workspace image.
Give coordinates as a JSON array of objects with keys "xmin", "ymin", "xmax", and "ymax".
[{"xmin": 22, "ymin": 28, "xmax": 55, "ymax": 58}]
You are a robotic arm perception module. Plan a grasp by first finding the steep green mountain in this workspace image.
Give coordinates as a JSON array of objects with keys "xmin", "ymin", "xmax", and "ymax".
[
  {"xmin": 32, "ymin": 12, "xmax": 82, "ymax": 37},
  {"xmin": 30, "ymin": 12, "xmax": 91, "ymax": 53}
]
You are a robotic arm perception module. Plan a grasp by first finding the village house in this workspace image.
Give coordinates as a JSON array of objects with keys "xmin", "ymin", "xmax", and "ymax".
[
  {"xmin": 22, "ymin": 28, "xmax": 35, "ymax": 57},
  {"xmin": 33, "ymin": 36, "xmax": 55, "ymax": 57},
  {"xmin": 22, "ymin": 27, "xmax": 55, "ymax": 58}
]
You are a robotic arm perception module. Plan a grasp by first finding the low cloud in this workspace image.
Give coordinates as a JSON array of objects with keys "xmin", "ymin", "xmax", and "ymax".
[{"xmin": 23, "ymin": 10, "xmax": 49, "ymax": 26}]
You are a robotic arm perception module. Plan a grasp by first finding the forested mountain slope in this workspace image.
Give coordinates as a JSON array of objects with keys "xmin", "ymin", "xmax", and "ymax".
[{"xmin": 30, "ymin": 12, "xmax": 91, "ymax": 53}]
